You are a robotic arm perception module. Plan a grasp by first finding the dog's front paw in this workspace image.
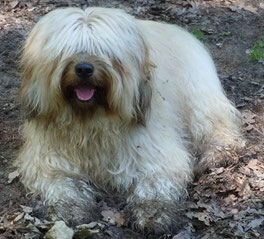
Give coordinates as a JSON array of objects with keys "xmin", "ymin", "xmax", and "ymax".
[
  {"xmin": 195, "ymin": 139, "xmax": 245, "ymax": 175},
  {"xmin": 50, "ymin": 199, "xmax": 99, "ymax": 226},
  {"xmin": 49, "ymin": 178, "xmax": 100, "ymax": 226},
  {"xmin": 127, "ymin": 200, "xmax": 185, "ymax": 235},
  {"xmin": 195, "ymin": 145, "xmax": 236, "ymax": 175}
]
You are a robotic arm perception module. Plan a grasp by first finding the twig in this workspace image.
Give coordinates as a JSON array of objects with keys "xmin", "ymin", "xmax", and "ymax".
[{"xmin": 241, "ymin": 116, "xmax": 264, "ymax": 137}]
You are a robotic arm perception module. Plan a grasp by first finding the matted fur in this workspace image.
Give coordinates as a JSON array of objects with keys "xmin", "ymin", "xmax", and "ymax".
[{"xmin": 17, "ymin": 7, "xmax": 242, "ymax": 232}]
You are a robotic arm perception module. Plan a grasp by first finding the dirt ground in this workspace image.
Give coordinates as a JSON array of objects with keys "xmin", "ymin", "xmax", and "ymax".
[{"xmin": 0, "ymin": 0, "xmax": 264, "ymax": 238}]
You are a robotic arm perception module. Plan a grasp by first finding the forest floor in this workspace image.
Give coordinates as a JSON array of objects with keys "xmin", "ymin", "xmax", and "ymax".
[{"xmin": 0, "ymin": 0, "xmax": 264, "ymax": 238}]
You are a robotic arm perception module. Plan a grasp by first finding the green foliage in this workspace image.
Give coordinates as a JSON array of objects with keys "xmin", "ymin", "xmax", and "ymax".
[
  {"xmin": 191, "ymin": 29, "xmax": 208, "ymax": 41},
  {"xmin": 249, "ymin": 37, "xmax": 264, "ymax": 61},
  {"xmin": 191, "ymin": 29, "xmax": 232, "ymax": 41},
  {"xmin": 220, "ymin": 31, "xmax": 231, "ymax": 36}
]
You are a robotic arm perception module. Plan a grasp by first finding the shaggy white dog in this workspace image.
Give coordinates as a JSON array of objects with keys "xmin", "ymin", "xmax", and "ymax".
[{"xmin": 17, "ymin": 7, "xmax": 241, "ymax": 233}]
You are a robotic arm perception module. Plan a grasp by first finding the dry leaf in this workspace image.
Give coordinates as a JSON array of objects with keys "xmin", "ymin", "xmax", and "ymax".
[
  {"xmin": 247, "ymin": 159, "xmax": 258, "ymax": 168},
  {"xmin": 20, "ymin": 205, "xmax": 33, "ymax": 214},
  {"xmin": 101, "ymin": 210, "xmax": 125, "ymax": 227},
  {"xmin": 244, "ymin": 124, "xmax": 253, "ymax": 132},
  {"xmin": 245, "ymin": 218, "xmax": 264, "ymax": 231},
  {"xmin": 243, "ymin": 5, "xmax": 258, "ymax": 13},
  {"xmin": 14, "ymin": 212, "xmax": 25, "ymax": 222},
  {"xmin": 101, "ymin": 210, "xmax": 116, "ymax": 225},
  {"xmin": 173, "ymin": 228, "xmax": 191, "ymax": 239},
  {"xmin": 8, "ymin": 170, "xmax": 19, "ymax": 184},
  {"xmin": 24, "ymin": 213, "xmax": 34, "ymax": 221},
  {"xmin": 195, "ymin": 211, "xmax": 212, "ymax": 226},
  {"xmin": 215, "ymin": 167, "xmax": 224, "ymax": 175},
  {"xmin": 229, "ymin": 6, "xmax": 241, "ymax": 12},
  {"xmin": 242, "ymin": 111, "xmax": 256, "ymax": 124},
  {"xmin": 9, "ymin": 1, "xmax": 20, "ymax": 9},
  {"xmin": 115, "ymin": 213, "xmax": 125, "ymax": 227},
  {"xmin": 76, "ymin": 222, "xmax": 97, "ymax": 230}
]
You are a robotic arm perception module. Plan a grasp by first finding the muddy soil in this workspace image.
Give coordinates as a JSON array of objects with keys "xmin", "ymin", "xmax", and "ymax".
[{"xmin": 0, "ymin": 0, "xmax": 264, "ymax": 238}]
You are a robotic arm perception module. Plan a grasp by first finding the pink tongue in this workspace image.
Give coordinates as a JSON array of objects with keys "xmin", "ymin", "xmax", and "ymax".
[{"xmin": 75, "ymin": 86, "xmax": 95, "ymax": 101}]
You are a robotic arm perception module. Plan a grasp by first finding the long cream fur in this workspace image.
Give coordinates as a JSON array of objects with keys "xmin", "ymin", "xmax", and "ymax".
[{"xmin": 17, "ymin": 7, "xmax": 241, "ymax": 231}]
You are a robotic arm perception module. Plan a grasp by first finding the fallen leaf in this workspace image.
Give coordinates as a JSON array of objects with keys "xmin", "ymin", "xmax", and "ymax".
[
  {"xmin": 88, "ymin": 229, "xmax": 100, "ymax": 234},
  {"xmin": 243, "ymin": 5, "xmax": 258, "ymax": 13},
  {"xmin": 247, "ymin": 159, "xmax": 259, "ymax": 168},
  {"xmin": 101, "ymin": 210, "xmax": 125, "ymax": 226},
  {"xmin": 20, "ymin": 205, "xmax": 33, "ymax": 214},
  {"xmin": 244, "ymin": 124, "xmax": 253, "ymax": 132},
  {"xmin": 242, "ymin": 111, "xmax": 256, "ymax": 124},
  {"xmin": 14, "ymin": 212, "xmax": 24, "ymax": 222},
  {"xmin": 24, "ymin": 213, "xmax": 34, "ymax": 221},
  {"xmin": 115, "ymin": 213, "xmax": 125, "ymax": 227},
  {"xmin": 101, "ymin": 210, "xmax": 116, "ymax": 225},
  {"xmin": 76, "ymin": 222, "xmax": 97, "ymax": 230},
  {"xmin": 195, "ymin": 211, "xmax": 212, "ymax": 226},
  {"xmin": 245, "ymin": 218, "xmax": 264, "ymax": 231},
  {"xmin": 242, "ymin": 96, "xmax": 253, "ymax": 102},
  {"xmin": 173, "ymin": 227, "xmax": 191, "ymax": 239},
  {"xmin": 215, "ymin": 167, "xmax": 224, "ymax": 175},
  {"xmin": 8, "ymin": 170, "xmax": 19, "ymax": 184},
  {"xmin": 9, "ymin": 1, "xmax": 19, "ymax": 9},
  {"xmin": 228, "ymin": 6, "xmax": 241, "ymax": 12}
]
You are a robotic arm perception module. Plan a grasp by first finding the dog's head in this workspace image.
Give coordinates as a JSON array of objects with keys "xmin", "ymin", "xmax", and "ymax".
[{"xmin": 20, "ymin": 7, "xmax": 153, "ymax": 125}]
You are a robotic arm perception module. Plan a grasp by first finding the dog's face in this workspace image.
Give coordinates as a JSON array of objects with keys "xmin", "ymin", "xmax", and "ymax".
[
  {"xmin": 20, "ymin": 7, "xmax": 153, "ymax": 124},
  {"xmin": 61, "ymin": 54, "xmax": 113, "ymax": 115}
]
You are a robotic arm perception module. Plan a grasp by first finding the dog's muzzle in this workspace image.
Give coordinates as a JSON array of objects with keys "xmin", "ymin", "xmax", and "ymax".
[{"xmin": 74, "ymin": 62, "xmax": 96, "ymax": 102}]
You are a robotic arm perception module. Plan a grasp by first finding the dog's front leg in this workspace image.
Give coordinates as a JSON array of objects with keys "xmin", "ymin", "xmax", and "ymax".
[
  {"xmin": 18, "ymin": 152, "xmax": 99, "ymax": 225},
  {"xmin": 29, "ymin": 172, "xmax": 99, "ymax": 225},
  {"xmin": 49, "ymin": 175, "xmax": 100, "ymax": 226},
  {"xmin": 126, "ymin": 178, "xmax": 187, "ymax": 235}
]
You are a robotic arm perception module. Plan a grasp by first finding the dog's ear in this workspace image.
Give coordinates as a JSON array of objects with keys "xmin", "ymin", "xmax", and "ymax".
[{"xmin": 134, "ymin": 76, "xmax": 152, "ymax": 126}]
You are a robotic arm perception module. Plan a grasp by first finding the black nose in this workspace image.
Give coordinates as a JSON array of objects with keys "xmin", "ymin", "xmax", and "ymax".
[{"xmin": 75, "ymin": 63, "xmax": 94, "ymax": 78}]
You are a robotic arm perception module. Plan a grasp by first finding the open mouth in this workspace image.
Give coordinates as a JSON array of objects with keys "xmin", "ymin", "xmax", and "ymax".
[
  {"xmin": 74, "ymin": 85, "xmax": 96, "ymax": 102},
  {"xmin": 64, "ymin": 83, "xmax": 107, "ymax": 106}
]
